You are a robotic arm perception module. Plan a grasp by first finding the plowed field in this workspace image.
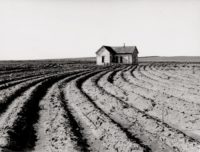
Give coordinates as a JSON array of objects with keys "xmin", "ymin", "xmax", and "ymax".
[{"xmin": 0, "ymin": 62, "xmax": 200, "ymax": 152}]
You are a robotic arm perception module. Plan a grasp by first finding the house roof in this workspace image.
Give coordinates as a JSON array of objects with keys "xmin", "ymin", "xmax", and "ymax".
[{"xmin": 96, "ymin": 45, "xmax": 138, "ymax": 55}]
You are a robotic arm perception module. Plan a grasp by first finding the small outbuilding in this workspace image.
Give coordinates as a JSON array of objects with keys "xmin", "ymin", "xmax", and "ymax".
[{"xmin": 96, "ymin": 45, "xmax": 139, "ymax": 65}]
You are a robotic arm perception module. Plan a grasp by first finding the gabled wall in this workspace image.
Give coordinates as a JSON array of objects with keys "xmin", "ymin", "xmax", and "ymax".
[{"xmin": 96, "ymin": 47, "xmax": 111, "ymax": 65}]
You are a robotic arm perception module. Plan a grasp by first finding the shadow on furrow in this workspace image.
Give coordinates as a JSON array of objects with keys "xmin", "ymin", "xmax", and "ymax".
[
  {"xmin": 59, "ymin": 90, "xmax": 90, "ymax": 152},
  {"xmin": 95, "ymin": 69, "xmax": 152, "ymax": 152},
  {"xmin": 76, "ymin": 69, "xmax": 151, "ymax": 152},
  {"xmin": 0, "ymin": 71, "xmax": 80, "ymax": 116},
  {"xmin": 0, "ymin": 75, "xmax": 45, "ymax": 91},
  {"xmin": 116, "ymin": 66, "xmax": 200, "ymax": 144},
  {"xmin": 5, "ymin": 73, "xmax": 75, "ymax": 151},
  {"xmin": 0, "ymin": 79, "xmax": 44, "ymax": 116},
  {"xmin": 0, "ymin": 73, "xmax": 45, "ymax": 87}
]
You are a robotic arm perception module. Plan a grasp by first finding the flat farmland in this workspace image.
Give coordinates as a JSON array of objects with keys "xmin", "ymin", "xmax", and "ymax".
[{"xmin": 0, "ymin": 60, "xmax": 200, "ymax": 152}]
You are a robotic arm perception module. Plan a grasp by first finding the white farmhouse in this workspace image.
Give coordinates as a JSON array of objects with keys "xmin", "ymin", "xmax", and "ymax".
[{"xmin": 96, "ymin": 45, "xmax": 139, "ymax": 65}]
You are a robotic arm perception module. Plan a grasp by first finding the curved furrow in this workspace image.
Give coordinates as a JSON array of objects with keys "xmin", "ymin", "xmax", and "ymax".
[
  {"xmin": 128, "ymin": 66, "xmax": 200, "ymax": 115},
  {"xmin": 128, "ymin": 66, "xmax": 200, "ymax": 113},
  {"xmin": 0, "ymin": 69, "xmax": 86, "ymax": 90},
  {"xmin": 0, "ymin": 72, "xmax": 49, "ymax": 87},
  {"xmin": 157, "ymin": 70, "xmax": 200, "ymax": 91},
  {"xmin": 85, "ymin": 69, "xmax": 177, "ymax": 151},
  {"xmin": 147, "ymin": 66, "xmax": 200, "ymax": 87},
  {"xmin": 132, "ymin": 67, "xmax": 199, "ymax": 105},
  {"xmin": 102, "ymin": 70, "xmax": 156, "ymax": 111},
  {"xmin": 0, "ymin": 71, "xmax": 87, "ymax": 151},
  {"xmin": 135, "ymin": 65, "xmax": 200, "ymax": 104},
  {"xmin": 130, "ymin": 65, "xmax": 200, "ymax": 111},
  {"xmin": 100, "ymin": 67, "xmax": 200, "ymax": 152},
  {"xmin": 141, "ymin": 65, "xmax": 200, "ymax": 94},
  {"xmin": 0, "ymin": 76, "xmax": 47, "ymax": 115},
  {"xmin": 116, "ymin": 66, "xmax": 158, "ymax": 112},
  {"xmin": 0, "ymin": 70, "xmax": 86, "ymax": 116},
  {"xmin": 130, "ymin": 66, "xmax": 154, "ymax": 88},
  {"xmin": 150, "ymin": 63, "xmax": 200, "ymax": 82},
  {"xmin": 158, "ymin": 63, "xmax": 200, "ymax": 81},
  {"xmin": 0, "ymin": 66, "xmax": 68, "ymax": 83},
  {"xmin": 156, "ymin": 70, "xmax": 200, "ymax": 86},
  {"xmin": 63, "ymin": 69, "xmax": 144, "ymax": 152},
  {"xmin": 107, "ymin": 65, "xmax": 127, "ymax": 83},
  {"xmin": 0, "ymin": 72, "xmax": 62, "ymax": 116},
  {"xmin": 0, "ymin": 68, "xmax": 28, "ymax": 76},
  {"xmin": 146, "ymin": 69, "xmax": 200, "ymax": 97},
  {"xmin": 121, "ymin": 67, "xmax": 200, "ymax": 140},
  {"xmin": 0, "ymin": 70, "xmax": 43, "ymax": 82},
  {"xmin": 138, "ymin": 69, "xmax": 200, "ymax": 104},
  {"xmin": 0, "ymin": 68, "xmax": 88, "ymax": 88},
  {"xmin": 33, "ymin": 71, "xmax": 91, "ymax": 152},
  {"xmin": 0, "ymin": 74, "xmax": 47, "ymax": 90},
  {"xmin": 82, "ymin": 69, "xmax": 154, "ymax": 151},
  {"xmin": 0, "ymin": 81, "xmax": 44, "ymax": 151}
]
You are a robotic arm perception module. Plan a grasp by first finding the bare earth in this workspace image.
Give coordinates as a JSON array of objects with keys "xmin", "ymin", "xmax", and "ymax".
[{"xmin": 0, "ymin": 60, "xmax": 199, "ymax": 152}]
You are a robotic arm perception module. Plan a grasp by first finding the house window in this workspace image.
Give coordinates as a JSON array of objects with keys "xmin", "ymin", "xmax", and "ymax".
[
  {"xmin": 120, "ymin": 56, "xmax": 123, "ymax": 63},
  {"xmin": 112, "ymin": 56, "xmax": 115, "ymax": 62},
  {"xmin": 102, "ymin": 56, "xmax": 105, "ymax": 63},
  {"xmin": 116, "ymin": 56, "xmax": 118, "ymax": 63}
]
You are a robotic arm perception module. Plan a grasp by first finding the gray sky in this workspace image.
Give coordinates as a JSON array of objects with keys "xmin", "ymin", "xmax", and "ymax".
[{"xmin": 0, "ymin": 0, "xmax": 200, "ymax": 60}]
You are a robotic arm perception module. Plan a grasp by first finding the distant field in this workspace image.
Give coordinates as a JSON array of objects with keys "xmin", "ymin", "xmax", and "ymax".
[
  {"xmin": 74, "ymin": 56, "xmax": 200, "ymax": 63},
  {"xmin": 62, "ymin": 56, "xmax": 200, "ymax": 63},
  {"xmin": 72, "ymin": 56, "xmax": 200, "ymax": 63},
  {"xmin": 0, "ymin": 58, "xmax": 95, "ymax": 71},
  {"xmin": 0, "ymin": 56, "xmax": 199, "ymax": 66},
  {"xmin": 139, "ymin": 56, "xmax": 200, "ymax": 63}
]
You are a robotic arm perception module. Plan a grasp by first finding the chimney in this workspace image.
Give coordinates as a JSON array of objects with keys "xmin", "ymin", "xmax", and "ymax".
[{"xmin": 123, "ymin": 43, "xmax": 125, "ymax": 48}]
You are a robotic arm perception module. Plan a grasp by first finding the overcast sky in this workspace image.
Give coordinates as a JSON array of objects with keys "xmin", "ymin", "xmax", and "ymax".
[{"xmin": 0, "ymin": 0, "xmax": 200, "ymax": 60}]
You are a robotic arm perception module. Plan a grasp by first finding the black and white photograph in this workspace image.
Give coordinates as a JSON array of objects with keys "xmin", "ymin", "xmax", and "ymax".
[{"xmin": 0, "ymin": 0, "xmax": 200, "ymax": 151}]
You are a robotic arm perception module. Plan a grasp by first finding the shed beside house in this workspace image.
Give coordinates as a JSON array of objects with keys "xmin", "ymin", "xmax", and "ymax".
[{"xmin": 96, "ymin": 45, "xmax": 138, "ymax": 65}]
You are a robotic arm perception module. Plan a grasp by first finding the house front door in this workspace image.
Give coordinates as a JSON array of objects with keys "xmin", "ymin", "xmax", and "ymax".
[
  {"xmin": 120, "ymin": 56, "xmax": 123, "ymax": 63},
  {"xmin": 102, "ymin": 56, "xmax": 105, "ymax": 63},
  {"xmin": 116, "ymin": 56, "xmax": 118, "ymax": 63}
]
